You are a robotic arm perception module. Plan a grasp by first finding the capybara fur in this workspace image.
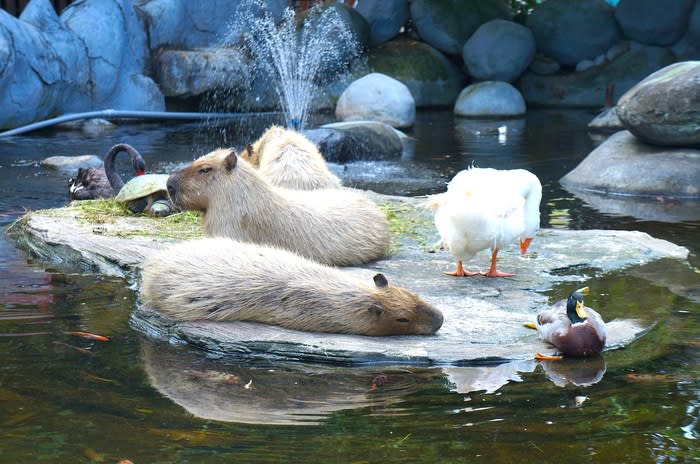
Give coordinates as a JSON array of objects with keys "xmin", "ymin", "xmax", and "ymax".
[
  {"xmin": 241, "ymin": 125, "xmax": 342, "ymax": 190},
  {"xmin": 166, "ymin": 148, "xmax": 390, "ymax": 266},
  {"xmin": 140, "ymin": 238, "xmax": 444, "ymax": 336}
]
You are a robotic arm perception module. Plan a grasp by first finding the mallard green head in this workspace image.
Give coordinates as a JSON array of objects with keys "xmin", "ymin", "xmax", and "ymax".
[{"xmin": 566, "ymin": 287, "xmax": 590, "ymax": 324}]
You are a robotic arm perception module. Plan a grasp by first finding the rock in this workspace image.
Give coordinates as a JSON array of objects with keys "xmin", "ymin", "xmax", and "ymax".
[
  {"xmin": 587, "ymin": 107, "xmax": 624, "ymax": 134},
  {"xmin": 7, "ymin": 200, "xmax": 686, "ymax": 365},
  {"xmin": 156, "ymin": 48, "xmax": 250, "ymax": 98},
  {"xmin": 367, "ymin": 38, "xmax": 465, "ymax": 107},
  {"xmin": 462, "ymin": 19, "xmax": 536, "ymax": 83},
  {"xmin": 615, "ymin": 0, "xmax": 694, "ymax": 47},
  {"xmin": 61, "ymin": 0, "xmax": 164, "ymax": 112},
  {"xmin": 41, "ymin": 155, "xmax": 103, "ymax": 172},
  {"xmin": 354, "ymin": 0, "xmax": 409, "ymax": 46},
  {"xmin": 672, "ymin": 2, "xmax": 700, "ymax": 60},
  {"xmin": 526, "ymin": 0, "xmax": 621, "ymax": 67},
  {"xmin": 516, "ymin": 44, "xmax": 675, "ymax": 108},
  {"xmin": 0, "ymin": 0, "xmax": 165, "ymax": 130},
  {"xmin": 560, "ymin": 130, "xmax": 700, "ymax": 198},
  {"xmin": 335, "ymin": 73, "xmax": 416, "ymax": 128},
  {"xmin": 616, "ymin": 61, "xmax": 700, "ymax": 146},
  {"xmin": 304, "ymin": 121, "xmax": 403, "ymax": 162},
  {"xmin": 135, "ymin": 0, "xmax": 287, "ymax": 49},
  {"xmin": 298, "ymin": 2, "xmax": 371, "ymax": 74},
  {"xmin": 409, "ymin": 0, "xmax": 511, "ymax": 55},
  {"xmin": 454, "ymin": 81, "xmax": 526, "ymax": 117}
]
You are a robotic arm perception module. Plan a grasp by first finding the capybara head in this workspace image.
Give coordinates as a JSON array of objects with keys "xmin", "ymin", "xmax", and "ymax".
[
  {"xmin": 366, "ymin": 273, "xmax": 443, "ymax": 336},
  {"xmin": 166, "ymin": 148, "xmax": 241, "ymax": 213}
]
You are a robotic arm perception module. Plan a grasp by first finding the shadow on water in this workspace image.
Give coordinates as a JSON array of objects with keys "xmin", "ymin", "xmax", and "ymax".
[{"xmin": 0, "ymin": 109, "xmax": 698, "ymax": 462}]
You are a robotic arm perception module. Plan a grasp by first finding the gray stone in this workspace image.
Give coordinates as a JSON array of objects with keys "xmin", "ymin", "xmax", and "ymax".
[
  {"xmin": 367, "ymin": 38, "xmax": 465, "ymax": 107},
  {"xmin": 7, "ymin": 201, "xmax": 687, "ymax": 366},
  {"xmin": 0, "ymin": 0, "xmax": 164, "ymax": 130},
  {"xmin": 135, "ymin": 0, "xmax": 287, "ymax": 49},
  {"xmin": 587, "ymin": 107, "xmax": 624, "ymax": 134},
  {"xmin": 41, "ymin": 155, "xmax": 103, "ymax": 172},
  {"xmin": 61, "ymin": 0, "xmax": 163, "ymax": 112},
  {"xmin": 615, "ymin": 0, "xmax": 694, "ymax": 47},
  {"xmin": 462, "ymin": 19, "xmax": 535, "ymax": 83},
  {"xmin": 156, "ymin": 48, "xmax": 250, "ymax": 98},
  {"xmin": 454, "ymin": 81, "xmax": 526, "ymax": 117},
  {"xmin": 354, "ymin": 0, "xmax": 409, "ymax": 46},
  {"xmin": 409, "ymin": 0, "xmax": 511, "ymax": 55},
  {"xmin": 335, "ymin": 73, "xmax": 416, "ymax": 128},
  {"xmin": 527, "ymin": 0, "xmax": 621, "ymax": 67},
  {"xmin": 560, "ymin": 130, "xmax": 700, "ymax": 198},
  {"xmin": 304, "ymin": 121, "xmax": 403, "ymax": 163},
  {"xmin": 616, "ymin": 61, "xmax": 700, "ymax": 146},
  {"xmin": 517, "ymin": 44, "xmax": 675, "ymax": 108}
]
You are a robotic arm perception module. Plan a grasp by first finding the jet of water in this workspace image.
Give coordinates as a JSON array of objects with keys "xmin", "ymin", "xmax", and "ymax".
[{"xmin": 226, "ymin": 0, "xmax": 361, "ymax": 131}]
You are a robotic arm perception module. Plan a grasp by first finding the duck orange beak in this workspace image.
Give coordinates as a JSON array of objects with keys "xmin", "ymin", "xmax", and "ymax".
[{"xmin": 519, "ymin": 237, "xmax": 533, "ymax": 255}]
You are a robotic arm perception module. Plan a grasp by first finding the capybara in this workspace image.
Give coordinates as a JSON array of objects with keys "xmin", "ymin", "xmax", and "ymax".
[
  {"xmin": 166, "ymin": 148, "xmax": 390, "ymax": 266},
  {"xmin": 140, "ymin": 238, "xmax": 444, "ymax": 336},
  {"xmin": 241, "ymin": 125, "xmax": 342, "ymax": 190}
]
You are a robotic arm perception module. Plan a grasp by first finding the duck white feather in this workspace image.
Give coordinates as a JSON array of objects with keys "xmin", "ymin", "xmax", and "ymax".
[{"xmin": 430, "ymin": 167, "xmax": 542, "ymax": 277}]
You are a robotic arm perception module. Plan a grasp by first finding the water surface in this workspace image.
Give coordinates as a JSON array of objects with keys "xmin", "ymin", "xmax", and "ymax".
[{"xmin": 0, "ymin": 110, "xmax": 698, "ymax": 463}]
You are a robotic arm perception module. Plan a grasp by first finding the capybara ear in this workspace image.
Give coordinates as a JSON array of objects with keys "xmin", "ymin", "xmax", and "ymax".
[
  {"xmin": 224, "ymin": 149, "xmax": 238, "ymax": 171},
  {"xmin": 368, "ymin": 303, "xmax": 384, "ymax": 315},
  {"xmin": 373, "ymin": 273, "xmax": 388, "ymax": 288}
]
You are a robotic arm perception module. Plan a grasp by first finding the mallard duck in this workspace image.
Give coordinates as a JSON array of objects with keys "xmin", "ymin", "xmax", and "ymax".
[
  {"xmin": 68, "ymin": 143, "xmax": 146, "ymax": 201},
  {"xmin": 530, "ymin": 287, "xmax": 607, "ymax": 359},
  {"xmin": 429, "ymin": 167, "xmax": 542, "ymax": 277}
]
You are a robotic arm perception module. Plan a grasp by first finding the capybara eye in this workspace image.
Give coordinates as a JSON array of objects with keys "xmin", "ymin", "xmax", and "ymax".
[
  {"xmin": 198, "ymin": 166, "xmax": 212, "ymax": 174},
  {"xmin": 396, "ymin": 317, "xmax": 410, "ymax": 324}
]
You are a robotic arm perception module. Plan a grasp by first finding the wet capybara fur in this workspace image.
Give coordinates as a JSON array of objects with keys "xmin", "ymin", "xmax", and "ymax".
[
  {"xmin": 140, "ymin": 238, "xmax": 444, "ymax": 336},
  {"xmin": 241, "ymin": 125, "xmax": 341, "ymax": 190},
  {"xmin": 166, "ymin": 148, "xmax": 390, "ymax": 266}
]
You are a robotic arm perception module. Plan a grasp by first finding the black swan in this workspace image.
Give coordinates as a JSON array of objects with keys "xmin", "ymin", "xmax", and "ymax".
[{"xmin": 68, "ymin": 143, "xmax": 146, "ymax": 201}]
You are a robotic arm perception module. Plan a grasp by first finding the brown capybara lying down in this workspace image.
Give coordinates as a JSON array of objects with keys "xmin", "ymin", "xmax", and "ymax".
[
  {"xmin": 166, "ymin": 148, "xmax": 390, "ymax": 267},
  {"xmin": 241, "ymin": 125, "xmax": 341, "ymax": 190},
  {"xmin": 140, "ymin": 238, "xmax": 444, "ymax": 336}
]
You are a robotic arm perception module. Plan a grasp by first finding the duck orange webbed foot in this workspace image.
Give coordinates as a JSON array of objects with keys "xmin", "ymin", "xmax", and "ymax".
[
  {"xmin": 444, "ymin": 260, "xmax": 480, "ymax": 277},
  {"xmin": 480, "ymin": 269, "xmax": 515, "ymax": 277},
  {"xmin": 534, "ymin": 352, "xmax": 564, "ymax": 361}
]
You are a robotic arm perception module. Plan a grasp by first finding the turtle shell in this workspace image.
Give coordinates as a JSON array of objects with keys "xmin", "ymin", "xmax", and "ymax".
[{"xmin": 115, "ymin": 174, "xmax": 170, "ymax": 202}]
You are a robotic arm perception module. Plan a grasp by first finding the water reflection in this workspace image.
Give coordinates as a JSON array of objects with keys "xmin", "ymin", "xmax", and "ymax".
[
  {"xmin": 142, "ymin": 341, "xmax": 430, "ymax": 425},
  {"xmin": 563, "ymin": 186, "xmax": 700, "ymax": 223}
]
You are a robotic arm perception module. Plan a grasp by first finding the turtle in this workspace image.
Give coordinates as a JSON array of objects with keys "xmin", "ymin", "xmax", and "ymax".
[{"xmin": 114, "ymin": 173, "xmax": 177, "ymax": 217}]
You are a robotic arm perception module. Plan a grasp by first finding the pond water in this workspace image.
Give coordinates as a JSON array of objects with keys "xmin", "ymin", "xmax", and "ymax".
[{"xmin": 0, "ymin": 109, "xmax": 698, "ymax": 463}]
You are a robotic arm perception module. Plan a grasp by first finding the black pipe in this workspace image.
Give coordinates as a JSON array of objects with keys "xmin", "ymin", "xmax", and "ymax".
[{"xmin": 0, "ymin": 109, "xmax": 276, "ymax": 138}]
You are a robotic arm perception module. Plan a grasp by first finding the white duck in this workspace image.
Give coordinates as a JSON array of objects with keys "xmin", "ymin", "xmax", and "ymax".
[{"xmin": 430, "ymin": 167, "xmax": 542, "ymax": 277}]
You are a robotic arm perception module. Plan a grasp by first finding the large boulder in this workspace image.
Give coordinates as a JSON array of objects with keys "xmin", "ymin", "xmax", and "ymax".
[
  {"xmin": 335, "ymin": 73, "xmax": 415, "ymax": 128},
  {"xmin": 367, "ymin": 38, "xmax": 465, "ymax": 108},
  {"xmin": 354, "ymin": 0, "xmax": 409, "ymax": 46},
  {"xmin": 156, "ymin": 48, "xmax": 250, "ymax": 98},
  {"xmin": 135, "ymin": 0, "xmax": 287, "ymax": 49},
  {"xmin": 516, "ymin": 44, "xmax": 675, "ymax": 107},
  {"xmin": 560, "ymin": 130, "xmax": 700, "ymax": 198},
  {"xmin": 454, "ymin": 81, "xmax": 526, "ymax": 117},
  {"xmin": 616, "ymin": 61, "xmax": 700, "ymax": 146},
  {"xmin": 0, "ymin": 0, "xmax": 164, "ymax": 130},
  {"xmin": 409, "ymin": 0, "xmax": 511, "ymax": 56},
  {"xmin": 526, "ymin": 0, "xmax": 620, "ymax": 67},
  {"xmin": 304, "ymin": 121, "xmax": 403, "ymax": 163},
  {"xmin": 61, "ymin": 0, "xmax": 163, "ymax": 111},
  {"xmin": 615, "ymin": 0, "xmax": 694, "ymax": 47},
  {"xmin": 462, "ymin": 19, "xmax": 535, "ymax": 83}
]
